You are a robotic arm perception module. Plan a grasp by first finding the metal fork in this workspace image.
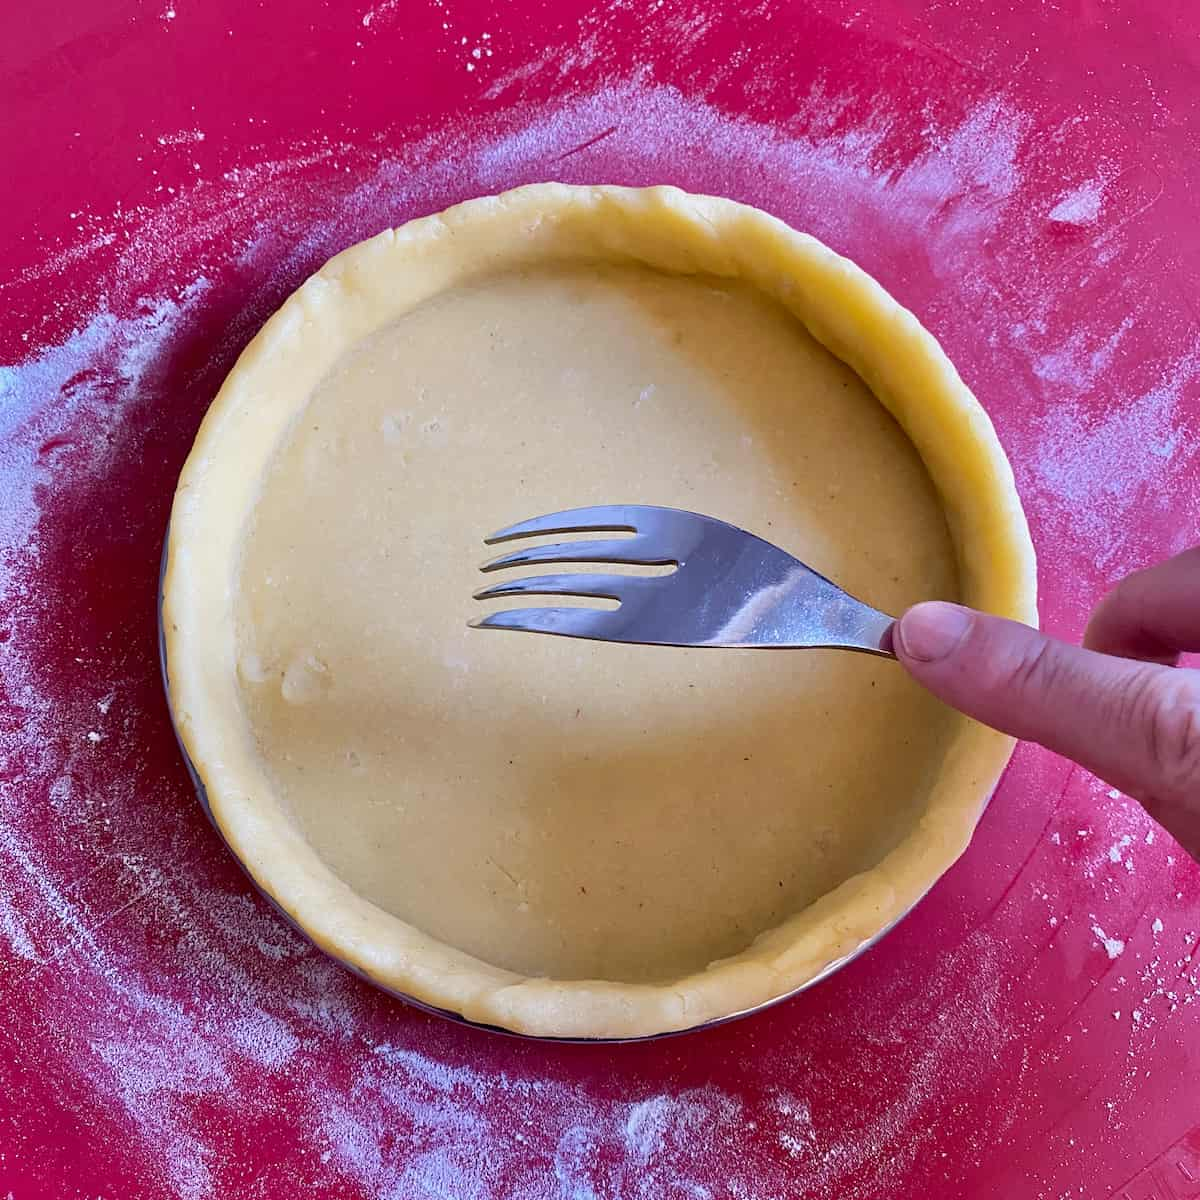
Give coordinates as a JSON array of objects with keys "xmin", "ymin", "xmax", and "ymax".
[{"xmin": 470, "ymin": 505, "xmax": 897, "ymax": 656}]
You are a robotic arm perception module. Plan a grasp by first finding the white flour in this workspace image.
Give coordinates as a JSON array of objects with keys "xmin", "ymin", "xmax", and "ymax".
[
  {"xmin": 1091, "ymin": 924, "xmax": 1127, "ymax": 961},
  {"xmin": 1027, "ymin": 354, "xmax": 1196, "ymax": 572},
  {"xmin": 1, "ymin": 64, "xmax": 1195, "ymax": 1198},
  {"xmin": 1048, "ymin": 179, "xmax": 1105, "ymax": 225}
]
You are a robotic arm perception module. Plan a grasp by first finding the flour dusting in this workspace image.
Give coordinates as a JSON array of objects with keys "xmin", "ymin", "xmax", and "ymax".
[
  {"xmin": 1092, "ymin": 924, "xmax": 1126, "ymax": 961},
  {"xmin": 1048, "ymin": 179, "xmax": 1105, "ymax": 224},
  {"xmin": 1026, "ymin": 353, "xmax": 1196, "ymax": 570}
]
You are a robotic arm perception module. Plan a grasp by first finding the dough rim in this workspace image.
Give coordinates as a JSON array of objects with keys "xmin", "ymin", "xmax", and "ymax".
[{"xmin": 162, "ymin": 183, "xmax": 1037, "ymax": 1039}]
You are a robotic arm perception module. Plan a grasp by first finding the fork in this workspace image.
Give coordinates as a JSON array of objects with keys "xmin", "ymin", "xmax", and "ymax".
[{"xmin": 470, "ymin": 505, "xmax": 897, "ymax": 656}]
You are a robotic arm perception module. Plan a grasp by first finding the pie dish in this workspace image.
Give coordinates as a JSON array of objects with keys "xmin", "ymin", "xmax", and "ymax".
[{"xmin": 161, "ymin": 183, "xmax": 1036, "ymax": 1039}]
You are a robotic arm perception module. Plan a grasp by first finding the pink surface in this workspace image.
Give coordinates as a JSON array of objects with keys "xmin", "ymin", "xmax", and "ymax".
[{"xmin": 2, "ymin": 2, "xmax": 1199, "ymax": 1196}]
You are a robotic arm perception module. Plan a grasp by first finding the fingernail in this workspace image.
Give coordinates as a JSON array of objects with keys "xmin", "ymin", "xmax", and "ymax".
[{"xmin": 896, "ymin": 602, "xmax": 973, "ymax": 663}]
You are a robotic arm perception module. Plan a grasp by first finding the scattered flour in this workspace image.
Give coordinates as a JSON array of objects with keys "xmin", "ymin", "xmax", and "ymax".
[
  {"xmin": 359, "ymin": 0, "xmax": 401, "ymax": 29},
  {"xmin": 1092, "ymin": 924, "xmax": 1126, "ymax": 960},
  {"xmin": 1026, "ymin": 356, "xmax": 1195, "ymax": 571},
  {"xmin": 1048, "ymin": 178, "xmax": 1104, "ymax": 224},
  {"xmin": 156, "ymin": 129, "xmax": 206, "ymax": 147},
  {"xmin": 1031, "ymin": 315, "xmax": 1133, "ymax": 389}
]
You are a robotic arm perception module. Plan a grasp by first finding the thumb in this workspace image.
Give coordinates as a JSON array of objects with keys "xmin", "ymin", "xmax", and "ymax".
[{"xmin": 893, "ymin": 602, "xmax": 1200, "ymax": 848}]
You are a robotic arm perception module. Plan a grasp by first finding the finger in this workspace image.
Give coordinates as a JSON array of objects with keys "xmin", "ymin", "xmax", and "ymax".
[
  {"xmin": 1084, "ymin": 546, "xmax": 1200, "ymax": 666},
  {"xmin": 893, "ymin": 603, "xmax": 1200, "ymax": 830}
]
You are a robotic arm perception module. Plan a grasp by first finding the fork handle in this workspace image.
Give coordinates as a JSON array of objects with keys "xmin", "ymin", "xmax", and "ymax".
[
  {"xmin": 774, "ymin": 573, "xmax": 898, "ymax": 657},
  {"xmin": 835, "ymin": 606, "xmax": 897, "ymax": 659}
]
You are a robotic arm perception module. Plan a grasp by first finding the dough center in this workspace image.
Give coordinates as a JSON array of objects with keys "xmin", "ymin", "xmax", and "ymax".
[{"xmin": 235, "ymin": 263, "xmax": 959, "ymax": 982}]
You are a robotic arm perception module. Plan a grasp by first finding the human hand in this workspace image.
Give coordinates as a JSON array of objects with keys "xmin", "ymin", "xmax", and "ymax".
[{"xmin": 893, "ymin": 548, "xmax": 1200, "ymax": 861}]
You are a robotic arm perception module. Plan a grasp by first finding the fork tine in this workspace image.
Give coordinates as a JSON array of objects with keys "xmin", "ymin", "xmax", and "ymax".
[
  {"xmin": 481, "ymin": 537, "xmax": 674, "ymax": 573},
  {"xmin": 485, "ymin": 505, "xmax": 642, "ymax": 545},
  {"xmin": 468, "ymin": 606, "xmax": 620, "ymax": 638},
  {"xmin": 474, "ymin": 572, "xmax": 647, "ymax": 602}
]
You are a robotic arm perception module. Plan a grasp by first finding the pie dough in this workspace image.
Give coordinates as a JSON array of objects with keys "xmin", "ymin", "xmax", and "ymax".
[{"xmin": 162, "ymin": 184, "xmax": 1037, "ymax": 1039}]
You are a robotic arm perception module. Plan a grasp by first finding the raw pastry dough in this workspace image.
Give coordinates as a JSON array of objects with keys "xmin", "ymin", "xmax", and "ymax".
[{"xmin": 162, "ymin": 185, "xmax": 1036, "ymax": 1038}]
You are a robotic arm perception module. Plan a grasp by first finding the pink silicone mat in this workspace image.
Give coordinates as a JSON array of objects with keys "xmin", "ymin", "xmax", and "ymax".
[{"xmin": 2, "ymin": 2, "xmax": 1198, "ymax": 1196}]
